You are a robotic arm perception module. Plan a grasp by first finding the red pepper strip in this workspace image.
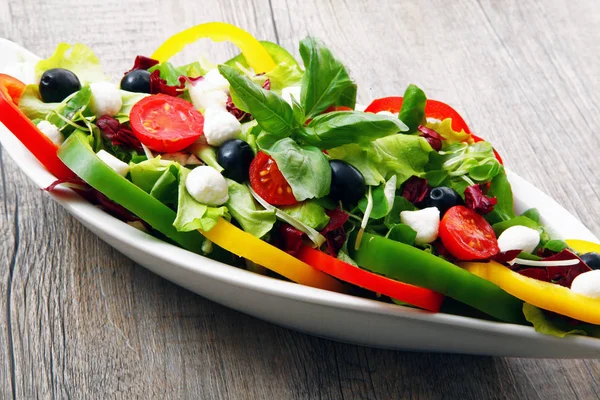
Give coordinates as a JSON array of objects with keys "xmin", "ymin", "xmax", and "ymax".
[
  {"xmin": 364, "ymin": 96, "xmax": 503, "ymax": 164},
  {"xmin": 0, "ymin": 80, "xmax": 76, "ymax": 181},
  {"xmin": 0, "ymin": 74, "xmax": 26, "ymax": 104},
  {"xmin": 296, "ymin": 245, "xmax": 444, "ymax": 312}
]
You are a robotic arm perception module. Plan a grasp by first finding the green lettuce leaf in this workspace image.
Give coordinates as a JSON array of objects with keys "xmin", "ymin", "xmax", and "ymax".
[
  {"xmin": 280, "ymin": 201, "xmax": 330, "ymax": 230},
  {"xmin": 47, "ymin": 85, "xmax": 93, "ymax": 131},
  {"xmin": 225, "ymin": 179, "xmax": 275, "ymax": 238},
  {"xmin": 298, "ymin": 111, "xmax": 408, "ymax": 149},
  {"xmin": 358, "ymin": 176, "xmax": 397, "ymax": 220},
  {"xmin": 259, "ymin": 137, "xmax": 331, "ymax": 201},
  {"xmin": 266, "ymin": 62, "xmax": 303, "ymax": 92},
  {"xmin": 18, "ymin": 84, "xmax": 59, "ymax": 120},
  {"xmin": 173, "ymin": 167, "xmax": 230, "ymax": 232},
  {"xmin": 35, "ymin": 43, "xmax": 107, "ymax": 85},
  {"xmin": 425, "ymin": 118, "xmax": 471, "ymax": 144},
  {"xmin": 148, "ymin": 61, "xmax": 204, "ymax": 86},
  {"xmin": 129, "ymin": 158, "xmax": 175, "ymax": 193},
  {"xmin": 523, "ymin": 304, "xmax": 587, "ymax": 338},
  {"xmin": 118, "ymin": 90, "xmax": 149, "ymax": 116},
  {"xmin": 328, "ymin": 134, "xmax": 432, "ymax": 187}
]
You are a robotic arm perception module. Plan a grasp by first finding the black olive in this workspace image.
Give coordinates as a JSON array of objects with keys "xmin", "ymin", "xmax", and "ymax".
[
  {"xmin": 120, "ymin": 70, "xmax": 151, "ymax": 93},
  {"xmin": 329, "ymin": 160, "xmax": 366, "ymax": 206},
  {"xmin": 39, "ymin": 68, "xmax": 82, "ymax": 103},
  {"xmin": 580, "ymin": 252, "xmax": 600, "ymax": 270},
  {"xmin": 422, "ymin": 186, "xmax": 463, "ymax": 215},
  {"xmin": 217, "ymin": 139, "xmax": 254, "ymax": 183}
]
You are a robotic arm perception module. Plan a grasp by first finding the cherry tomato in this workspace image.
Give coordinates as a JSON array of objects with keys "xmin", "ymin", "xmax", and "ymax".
[
  {"xmin": 439, "ymin": 205, "xmax": 499, "ymax": 260},
  {"xmin": 130, "ymin": 94, "xmax": 204, "ymax": 153},
  {"xmin": 249, "ymin": 152, "xmax": 297, "ymax": 205},
  {"xmin": 364, "ymin": 96, "xmax": 503, "ymax": 164},
  {"xmin": 0, "ymin": 74, "xmax": 26, "ymax": 105}
]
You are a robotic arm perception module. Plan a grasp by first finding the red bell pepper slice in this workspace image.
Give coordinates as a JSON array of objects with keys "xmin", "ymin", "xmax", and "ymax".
[
  {"xmin": 296, "ymin": 245, "xmax": 444, "ymax": 312},
  {"xmin": 364, "ymin": 96, "xmax": 503, "ymax": 164},
  {"xmin": 0, "ymin": 77, "xmax": 76, "ymax": 181}
]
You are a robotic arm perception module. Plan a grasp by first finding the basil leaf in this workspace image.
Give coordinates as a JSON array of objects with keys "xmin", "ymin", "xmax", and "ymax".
[
  {"xmin": 218, "ymin": 64, "xmax": 295, "ymax": 139},
  {"xmin": 398, "ymin": 84, "xmax": 427, "ymax": 133},
  {"xmin": 384, "ymin": 196, "xmax": 416, "ymax": 228},
  {"xmin": 299, "ymin": 111, "xmax": 408, "ymax": 149},
  {"xmin": 485, "ymin": 167, "xmax": 516, "ymax": 224},
  {"xmin": 260, "ymin": 138, "xmax": 331, "ymax": 201},
  {"xmin": 338, "ymin": 83, "xmax": 357, "ymax": 110},
  {"xmin": 299, "ymin": 37, "xmax": 354, "ymax": 119}
]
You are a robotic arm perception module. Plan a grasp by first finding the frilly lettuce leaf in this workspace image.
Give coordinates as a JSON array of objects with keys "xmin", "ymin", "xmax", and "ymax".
[
  {"xmin": 118, "ymin": 90, "xmax": 149, "ymax": 117},
  {"xmin": 225, "ymin": 179, "xmax": 275, "ymax": 238},
  {"xmin": 426, "ymin": 118, "xmax": 472, "ymax": 144},
  {"xmin": 35, "ymin": 43, "xmax": 108, "ymax": 85},
  {"xmin": 18, "ymin": 84, "xmax": 59, "ymax": 120},
  {"xmin": 280, "ymin": 201, "xmax": 330, "ymax": 230},
  {"xmin": 522, "ymin": 303, "xmax": 600, "ymax": 338}
]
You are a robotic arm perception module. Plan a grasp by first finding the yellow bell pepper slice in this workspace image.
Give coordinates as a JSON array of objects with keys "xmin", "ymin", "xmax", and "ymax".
[
  {"xmin": 460, "ymin": 260, "xmax": 600, "ymax": 325},
  {"xmin": 565, "ymin": 239, "xmax": 600, "ymax": 254},
  {"xmin": 151, "ymin": 22, "xmax": 276, "ymax": 73},
  {"xmin": 200, "ymin": 218, "xmax": 347, "ymax": 293}
]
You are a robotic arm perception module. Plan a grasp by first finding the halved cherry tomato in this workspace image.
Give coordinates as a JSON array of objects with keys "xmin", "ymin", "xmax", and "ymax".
[
  {"xmin": 364, "ymin": 96, "xmax": 504, "ymax": 164},
  {"xmin": 249, "ymin": 151, "xmax": 296, "ymax": 205},
  {"xmin": 439, "ymin": 205, "xmax": 499, "ymax": 260},
  {"xmin": 0, "ymin": 74, "xmax": 26, "ymax": 105},
  {"xmin": 130, "ymin": 94, "xmax": 204, "ymax": 153}
]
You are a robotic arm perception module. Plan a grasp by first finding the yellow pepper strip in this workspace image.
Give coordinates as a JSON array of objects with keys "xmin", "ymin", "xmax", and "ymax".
[
  {"xmin": 151, "ymin": 22, "xmax": 276, "ymax": 73},
  {"xmin": 460, "ymin": 260, "xmax": 600, "ymax": 325},
  {"xmin": 200, "ymin": 218, "xmax": 347, "ymax": 293},
  {"xmin": 566, "ymin": 239, "xmax": 600, "ymax": 254}
]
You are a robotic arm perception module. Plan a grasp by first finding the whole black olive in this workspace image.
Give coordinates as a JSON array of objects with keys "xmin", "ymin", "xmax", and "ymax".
[
  {"xmin": 581, "ymin": 252, "xmax": 600, "ymax": 270},
  {"xmin": 39, "ymin": 68, "xmax": 82, "ymax": 103},
  {"xmin": 120, "ymin": 70, "xmax": 151, "ymax": 93},
  {"xmin": 329, "ymin": 160, "xmax": 366, "ymax": 206},
  {"xmin": 422, "ymin": 186, "xmax": 463, "ymax": 214},
  {"xmin": 217, "ymin": 139, "xmax": 255, "ymax": 183}
]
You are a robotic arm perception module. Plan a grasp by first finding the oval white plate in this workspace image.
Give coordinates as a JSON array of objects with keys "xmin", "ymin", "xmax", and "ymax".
[{"xmin": 1, "ymin": 38, "xmax": 599, "ymax": 358}]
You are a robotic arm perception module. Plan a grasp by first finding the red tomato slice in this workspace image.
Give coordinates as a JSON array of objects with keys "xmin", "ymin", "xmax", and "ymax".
[
  {"xmin": 249, "ymin": 152, "xmax": 296, "ymax": 205},
  {"xmin": 0, "ymin": 74, "xmax": 26, "ymax": 105},
  {"xmin": 130, "ymin": 94, "xmax": 204, "ymax": 153},
  {"xmin": 439, "ymin": 206, "xmax": 499, "ymax": 260}
]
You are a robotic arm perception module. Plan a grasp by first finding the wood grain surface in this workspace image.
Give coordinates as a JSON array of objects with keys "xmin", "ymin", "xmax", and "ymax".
[{"xmin": 1, "ymin": 0, "xmax": 600, "ymax": 398}]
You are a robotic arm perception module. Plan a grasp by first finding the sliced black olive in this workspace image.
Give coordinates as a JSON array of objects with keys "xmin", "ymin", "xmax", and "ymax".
[
  {"xmin": 39, "ymin": 68, "xmax": 81, "ymax": 103},
  {"xmin": 120, "ymin": 70, "xmax": 151, "ymax": 93},
  {"xmin": 329, "ymin": 160, "xmax": 366, "ymax": 206},
  {"xmin": 581, "ymin": 252, "xmax": 600, "ymax": 270},
  {"xmin": 422, "ymin": 186, "xmax": 463, "ymax": 215},
  {"xmin": 217, "ymin": 139, "xmax": 254, "ymax": 183}
]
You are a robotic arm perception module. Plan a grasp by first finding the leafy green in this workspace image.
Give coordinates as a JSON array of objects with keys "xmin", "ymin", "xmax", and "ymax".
[
  {"xmin": 337, "ymin": 83, "xmax": 357, "ymax": 110},
  {"xmin": 225, "ymin": 41, "xmax": 301, "ymax": 72},
  {"xmin": 398, "ymin": 84, "xmax": 426, "ymax": 133},
  {"xmin": 485, "ymin": 167, "xmax": 517, "ymax": 224},
  {"xmin": 297, "ymin": 111, "xmax": 408, "ymax": 149},
  {"xmin": 299, "ymin": 37, "xmax": 354, "ymax": 119},
  {"xmin": 173, "ymin": 167, "xmax": 230, "ymax": 232},
  {"xmin": 386, "ymin": 224, "xmax": 417, "ymax": 245},
  {"xmin": 259, "ymin": 138, "xmax": 331, "ymax": 201},
  {"xmin": 188, "ymin": 142, "xmax": 224, "ymax": 172},
  {"xmin": 35, "ymin": 43, "xmax": 107, "ymax": 85},
  {"xmin": 149, "ymin": 165, "xmax": 179, "ymax": 207},
  {"xmin": 148, "ymin": 61, "xmax": 204, "ymax": 86},
  {"xmin": 226, "ymin": 179, "xmax": 275, "ymax": 238},
  {"xmin": 492, "ymin": 216, "xmax": 540, "ymax": 236},
  {"xmin": 425, "ymin": 118, "xmax": 471, "ymax": 144},
  {"xmin": 358, "ymin": 176, "xmax": 397, "ymax": 220},
  {"xmin": 18, "ymin": 85, "xmax": 59, "ymax": 120},
  {"xmin": 47, "ymin": 85, "xmax": 92, "ymax": 131},
  {"xmin": 266, "ymin": 62, "xmax": 303, "ymax": 92},
  {"xmin": 129, "ymin": 158, "xmax": 175, "ymax": 193},
  {"xmin": 281, "ymin": 201, "xmax": 330, "ymax": 230},
  {"xmin": 523, "ymin": 304, "xmax": 587, "ymax": 338},
  {"xmin": 384, "ymin": 196, "xmax": 417, "ymax": 228},
  {"xmin": 118, "ymin": 90, "xmax": 149, "ymax": 116},
  {"xmin": 337, "ymin": 250, "xmax": 359, "ymax": 266},
  {"xmin": 219, "ymin": 64, "xmax": 295, "ymax": 139},
  {"xmin": 328, "ymin": 134, "xmax": 432, "ymax": 187},
  {"xmin": 521, "ymin": 208, "xmax": 540, "ymax": 223},
  {"xmin": 543, "ymin": 240, "xmax": 569, "ymax": 253}
]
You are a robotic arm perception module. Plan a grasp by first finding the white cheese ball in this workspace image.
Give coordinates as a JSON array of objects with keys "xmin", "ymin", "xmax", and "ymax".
[
  {"xmin": 400, "ymin": 207, "xmax": 440, "ymax": 245},
  {"xmin": 281, "ymin": 86, "xmax": 301, "ymax": 105},
  {"xmin": 497, "ymin": 225, "xmax": 540, "ymax": 253},
  {"xmin": 185, "ymin": 166, "xmax": 229, "ymax": 206},
  {"xmin": 89, "ymin": 82, "xmax": 123, "ymax": 117},
  {"xmin": 203, "ymin": 69, "xmax": 230, "ymax": 92},
  {"xmin": 203, "ymin": 107, "xmax": 242, "ymax": 146},
  {"xmin": 189, "ymin": 82, "xmax": 228, "ymax": 111},
  {"xmin": 96, "ymin": 150, "xmax": 130, "ymax": 177},
  {"xmin": 36, "ymin": 120, "xmax": 64, "ymax": 145},
  {"xmin": 571, "ymin": 270, "xmax": 600, "ymax": 299}
]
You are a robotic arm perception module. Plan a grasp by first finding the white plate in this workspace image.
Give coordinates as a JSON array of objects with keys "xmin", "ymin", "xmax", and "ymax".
[{"xmin": 1, "ymin": 38, "xmax": 599, "ymax": 359}]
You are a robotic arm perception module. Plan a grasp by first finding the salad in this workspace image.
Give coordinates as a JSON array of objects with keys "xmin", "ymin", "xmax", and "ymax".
[{"xmin": 1, "ymin": 22, "xmax": 599, "ymax": 339}]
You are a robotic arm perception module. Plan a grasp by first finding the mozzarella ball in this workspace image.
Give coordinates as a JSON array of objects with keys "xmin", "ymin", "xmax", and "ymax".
[
  {"xmin": 89, "ymin": 82, "xmax": 123, "ymax": 117},
  {"xmin": 185, "ymin": 166, "xmax": 229, "ymax": 206},
  {"xmin": 36, "ymin": 120, "xmax": 64, "ymax": 145},
  {"xmin": 497, "ymin": 225, "xmax": 540, "ymax": 253},
  {"xmin": 96, "ymin": 150, "xmax": 130, "ymax": 177},
  {"xmin": 189, "ymin": 82, "xmax": 228, "ymax": 111},
  {"xmin": 203, "ymin": 107, "xmax": 242, "ymax": 146},
  {"xmin": 203, "ymin": 69, "xmax": 230, "ymax": 92},
  {"xmin": 571, "ymin": 270, "xmax": 600, "ymax": 299},
  {"xmin": 281, "ymin": 86, "xmax": 301, "ymax": 105},
  {"xmin": 400, "ymin": 207, "xmax": 440, "ymax": 245}
]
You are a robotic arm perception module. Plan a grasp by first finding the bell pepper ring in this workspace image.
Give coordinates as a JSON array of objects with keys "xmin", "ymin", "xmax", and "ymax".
[
  {"xmin": 349, "ymin": 231, "xmax": 525, "ymax": 324},
  {"xmin": 461, "ymin": 260, "xmax": 600, "ymax": 325},
  {"xmin": 296, "ymin": 245, "xmax": 444, "ymax": 312},
  {"xmin": 565, "ymin": 239, "xmax": 600, "ymax": 255},
  {"xmin": 151, "ymin": 22, "xmax": 276, "ymax": 74},
  {"xmin": 0, "ymin": 78, "xmax": 76, "ymax": 181}
]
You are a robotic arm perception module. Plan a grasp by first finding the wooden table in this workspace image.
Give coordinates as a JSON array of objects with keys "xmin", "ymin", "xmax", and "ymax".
[{"xmin": 1, "ymin": 0, "xmax": 599, "ymax": 398}]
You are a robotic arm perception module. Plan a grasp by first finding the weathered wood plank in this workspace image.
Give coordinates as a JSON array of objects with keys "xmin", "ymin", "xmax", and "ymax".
[{"xmin": 0, "ymin": 0, "xmax": 599, "ymax": 399}]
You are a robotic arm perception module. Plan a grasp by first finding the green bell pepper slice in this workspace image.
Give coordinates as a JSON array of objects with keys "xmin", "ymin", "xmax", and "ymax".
[
  {"xmin": 57, "ymin": 132, "xmax": 205, "ymax": 253},
  {"xmin": 349, "ymin": 232, "xmax": 526, "ymax": 324}
]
